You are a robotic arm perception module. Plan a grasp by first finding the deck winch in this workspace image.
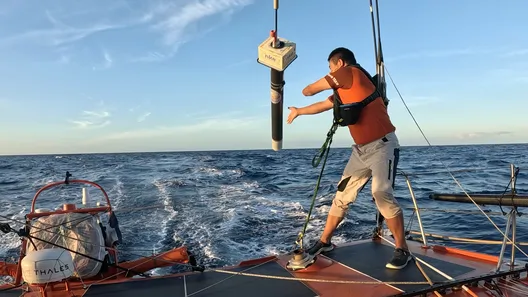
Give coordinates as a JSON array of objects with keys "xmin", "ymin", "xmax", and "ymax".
[{"xmin": 286, "ymin": 249, "xmax": 315, "ymax": 270}]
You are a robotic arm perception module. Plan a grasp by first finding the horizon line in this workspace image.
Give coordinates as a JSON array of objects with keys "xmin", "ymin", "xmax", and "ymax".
[{"xmin": 0, "ymin": 142, "xmax": 526, "ymax": 157}]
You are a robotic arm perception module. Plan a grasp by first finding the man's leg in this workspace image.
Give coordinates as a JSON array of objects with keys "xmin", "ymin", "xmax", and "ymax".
[
  {"xmin": 367, "ymin": 135, "xmax": 411, "ymax": 269},
  {"xmin": 306, "ymin": 147, "xmax": 370, "ymax": 256},
  {"xmin": 319, "ymin": 214, "xmax": 342, "ymax": 244},
  {"xmin": 385, "ymin": 212, "xmax": 408, "ymax": 250},
  {"xmin": 385, "ymin": 144, "xmax": 407, "ymax": 251}
]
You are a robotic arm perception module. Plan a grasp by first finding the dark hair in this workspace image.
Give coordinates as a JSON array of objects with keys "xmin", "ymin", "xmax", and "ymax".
[{"xmin": 328, "ymin": 47, "xmax": 356, "ymax": 65}]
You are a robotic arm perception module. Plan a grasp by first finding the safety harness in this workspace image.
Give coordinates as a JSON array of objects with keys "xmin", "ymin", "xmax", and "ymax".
[{"xmin": 332, "ymin": 64, "xmax": 388, "ymax": 127}]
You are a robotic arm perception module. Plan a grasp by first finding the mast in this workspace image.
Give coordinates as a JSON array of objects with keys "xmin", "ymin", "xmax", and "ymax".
[
  {"xmin": 369, "ymin": 0, "xmax": 388, "ymax": 106},
  {"xmin": 369, "ymin": 0, "xmax": 389, "ymax": 236}
]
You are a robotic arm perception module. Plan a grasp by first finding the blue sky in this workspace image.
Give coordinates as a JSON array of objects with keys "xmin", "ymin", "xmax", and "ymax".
[{"xmin": 0, "ymin": 0, "xmax": 527, "ymax": 155}]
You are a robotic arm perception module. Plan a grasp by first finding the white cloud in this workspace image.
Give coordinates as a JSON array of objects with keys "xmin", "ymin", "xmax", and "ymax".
[
  {"xmin": 130, "ymin": 51, "xmax": 167, "ymax": 63},
  {"xmin": 457, "ymin": 131, "xmax": 512, "ymax": 140},
  {"xmin": 153, "ymin": 0, "xmax": 252, "ymax": 46},
  {"xmin": 94, "ymin": 116, "xmax": 258, "ymax": 142},
  {"xmin": 2, "ymin": 18, "xmax": 121, "ymax": 48},
  {"xmin": 83, "ymin": 110, "xmax": 110, "ymax": 118},
  {"xmin": 0, "ymin": 2, "xmax": 143, "ymax": 48},
  {"xmin": 128, "ymin": 101, "xmax": 152, "ymax": 122},
  {"xmin": 137, "ymin": 112, "xmax": 152, "ymax": 122},
  {"xmin": 69, "ymin": 106, "xmax": 112, "ymax": 129},
  {"xmin": 103, "ymin": 50, "xmax": 113, "ymax": 68},
  {"xmin": 130, "ymin": 0, "xmax": 253, "ymax": 60},
  {"xmin": 70, "ymin": 120, "xmax": 111, "ymax": 129},
  {"xmin": 92, "ymin": 49, "xmax": 114, "ymax": 70},
  {"xmin": 2, "ymin": 1, "xmax": 255, "ymax": 64}
]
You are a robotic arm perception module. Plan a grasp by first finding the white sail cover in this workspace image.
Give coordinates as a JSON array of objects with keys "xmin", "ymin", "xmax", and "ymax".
[{"xmin": 27, "ymin": 213, "xmax": 107, "ymax": 279}]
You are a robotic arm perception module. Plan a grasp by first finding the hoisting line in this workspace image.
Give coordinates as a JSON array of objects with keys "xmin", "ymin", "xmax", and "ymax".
[{"xmin": 294, "ymin": 122, "xmax": 338, "ymax": 250}]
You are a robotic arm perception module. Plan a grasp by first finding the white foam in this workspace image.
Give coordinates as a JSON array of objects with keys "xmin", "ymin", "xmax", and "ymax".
[
  {"xmin": 152, "ymin": 179, "xmax": 179, "ymax": 248},
  {"xmin": 107, "ymin": 177, "xmax": 125, "ymax": 209}
]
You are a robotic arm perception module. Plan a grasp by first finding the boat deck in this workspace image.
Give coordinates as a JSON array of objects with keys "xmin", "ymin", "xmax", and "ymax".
[
  {"xmin": 83, "ymin": 262, "xmax": 317, "ymax": 297},
  {"xmin": 319, "ymin": 240, "xmax": 474, "ymax": 294},
  {"xmin": 2, "ymin": 239, "xmax": 502, "ymax": 297},
  {"xmin": 80, "ymin": 239, "xmax": 494, "ymax": 297}
]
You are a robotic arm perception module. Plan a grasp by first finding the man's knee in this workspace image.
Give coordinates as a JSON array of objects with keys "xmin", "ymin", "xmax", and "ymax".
[
  {"xmin": 329, "ymin": 193, "xmax": 349, "ymax": 218},
  {"xmin": 329, "ymin": 203, "xmax": 347, "ymax": 218},
  {"xmin": 372, "ymin": 191, "xmax": 402, "ymax": 219}
]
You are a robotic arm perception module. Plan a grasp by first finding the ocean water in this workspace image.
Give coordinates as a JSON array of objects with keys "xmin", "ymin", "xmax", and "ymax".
[{"xmin": 1, "ymin": 143, "xmax": 527, "ymax": 279}]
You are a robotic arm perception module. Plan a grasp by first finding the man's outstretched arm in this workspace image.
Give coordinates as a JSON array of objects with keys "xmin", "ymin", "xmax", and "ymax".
[
  {"xmin": 287, "ymin": 96, "xmax": 333, "ymax": 124},
  {"xmin": 302, "ymin": 67, "xmax": 353, "ymax": 96},
  {"xmin": 297, "ymin": 97, "xmax": 333, "ymax": 115},
  {"xmin": 302, "ymin": 77, "xmax": 332, "ymax": 96}
]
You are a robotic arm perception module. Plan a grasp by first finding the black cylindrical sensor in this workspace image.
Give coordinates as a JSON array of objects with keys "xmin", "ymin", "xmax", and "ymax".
[{"xmin": 270, "ymin": 69, "xmax": 284, "ymax": 151}]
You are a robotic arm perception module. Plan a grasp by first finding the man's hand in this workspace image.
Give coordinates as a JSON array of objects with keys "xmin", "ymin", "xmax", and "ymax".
[
  {"xmin": 287, "ymin": 99, "xmax": 333, "ymax": 124},
  {"xmin": 287, "ymin": 107, "xmax": 299, "ymax": 124}
]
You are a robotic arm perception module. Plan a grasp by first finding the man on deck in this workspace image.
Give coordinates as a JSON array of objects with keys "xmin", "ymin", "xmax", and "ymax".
[{"xmin": 286, "ymin": 47, "xmax": 411, "ymax": 269}]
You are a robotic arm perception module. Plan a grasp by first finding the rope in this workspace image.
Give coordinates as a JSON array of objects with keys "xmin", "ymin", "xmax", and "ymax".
[
  {"xmin": 294, "ymin": 122, "xmax": 338, "ymax": 249},
  {"xmin": 207, "ymin": 268, "xmax": 432, "ymax": 285},
  {"xmin": 185, "ymin": 257, "xmax": 278, "ymax": 296}
]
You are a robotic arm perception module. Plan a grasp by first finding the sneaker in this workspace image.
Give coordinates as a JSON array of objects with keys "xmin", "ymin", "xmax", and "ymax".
[
  {"xmin": 306, "ymin": 240, "xmax": 334, "ymax": 256},
  {"xmin": 385, "ymin": 248, "xmax": 412, "ymax": 269}
]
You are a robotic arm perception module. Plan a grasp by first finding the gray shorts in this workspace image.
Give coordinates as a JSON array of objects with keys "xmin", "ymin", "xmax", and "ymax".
[{"xmin": 329, "ymin": 132, "xmax": 402, "ymax": 219}]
